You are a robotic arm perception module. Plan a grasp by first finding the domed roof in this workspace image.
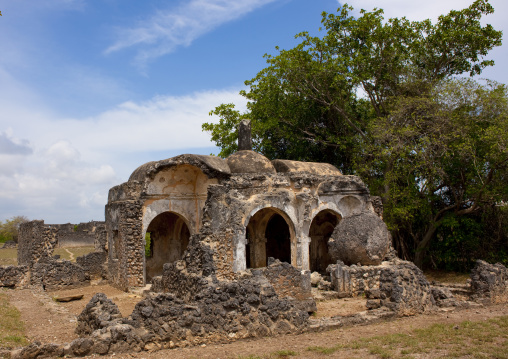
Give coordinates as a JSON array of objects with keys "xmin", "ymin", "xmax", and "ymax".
[
  {"xmin": 226, "ymin": 150, "xmax": 276, "ymax": 174},
  {"xmin": 128, "ymin": 154, "xmax": 230, "ymax": 182},
  {"xmin": 271, "ymin": 159, "xmax": 342, "ymax": 176}
]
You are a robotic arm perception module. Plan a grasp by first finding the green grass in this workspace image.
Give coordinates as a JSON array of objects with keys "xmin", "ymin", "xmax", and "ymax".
[
  {"xmin": 0, "ymin": 289, "xmax": 29, "ymax": 349},
  {"xmin": 305, "ymin": 316, "xmax": 508, "ymax": 358}
]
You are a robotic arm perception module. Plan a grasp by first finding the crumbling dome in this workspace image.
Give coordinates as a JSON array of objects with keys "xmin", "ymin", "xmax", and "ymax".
[
  {"xmin": 328, "ymin": 212, "xmax": 390, "ymax": 265},
  {"xmin": 227, "ymin": 150, "xmax": 276, "ymax": 174}
]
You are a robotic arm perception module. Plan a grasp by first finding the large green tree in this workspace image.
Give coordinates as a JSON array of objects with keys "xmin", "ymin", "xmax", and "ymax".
[
  {"xmin": 363, "ymin": 78, "xmax": 508, "ymax": 267},
  {"xmin": 203, "ymin": 1, "xmax": 506, "ymax": 268}
]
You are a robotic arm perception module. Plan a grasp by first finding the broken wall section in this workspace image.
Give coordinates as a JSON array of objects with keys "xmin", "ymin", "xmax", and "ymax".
[
  {"xmin": 329, "ymin": 259, "xmax": 435, "ymax": 315},
  {"xmin": 18, "ymin": 220, "xmax": 58, "ymax": 267},
  {"xmin": 52, "ymin": 221, "xmax": 105, "ymax": 247},
  {"xmin": 470, "ymin": 260, "xmax": 508, "ymax": 303},
  {"xmin": 7, "ymin": 220, "xmax": 91, "ymax": 289}
]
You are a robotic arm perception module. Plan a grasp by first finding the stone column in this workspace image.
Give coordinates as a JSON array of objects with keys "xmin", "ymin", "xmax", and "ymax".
[
  {"xmin": 238, "ymin": 119, "xmax": 252, "ymax": 151},
  {"xmin": 296, "ymin": 235, "xmax": 312, "ymax": 271},
  {"xmin": 251, "ymin": 235, "xmax": 267, "ymax": 268}
]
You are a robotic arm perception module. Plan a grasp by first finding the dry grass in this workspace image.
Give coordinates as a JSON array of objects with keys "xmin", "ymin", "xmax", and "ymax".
[
  {"xmin": 306, "ymin": 316, "xmax": 508, "ymax": 358},
  {"xmin": 237, "ymin": 351, "xmax": 299, "ymax": 359},
  {"xmin": 0, "ymin": 289, "xmax": 29, "ymax": 350},
  {"xmin": 0, "ymin": 246, "xmax": 95, "ymax": 265},
  {"xmin": 424, "ymin": 270, "xmax": 470, "ymax": 284},
  {"xmin": 0, "ymin": 249, "xmax": 17, "ymax": 266},
  {"xmin": 53, "ymin": 246, "xmax": 95, "ymax": 262}
]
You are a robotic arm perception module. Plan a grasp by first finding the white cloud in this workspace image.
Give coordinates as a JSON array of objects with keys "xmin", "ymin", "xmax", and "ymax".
[
  {"xmin": 0, "ymin": 86, "xmax": 247, "ymax": 223},
  {"xmin": 105, "ymin": 0, "xmax": 280, "ymax": 65}
]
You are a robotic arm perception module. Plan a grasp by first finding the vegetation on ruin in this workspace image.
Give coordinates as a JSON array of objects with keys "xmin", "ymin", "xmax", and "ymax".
[
  {"xmin": 0, "ymin": 216, "xmax": 28, "ymax": 244},
  {"xmin": 0, "ymin": 290, "xmax": 28, "ymax": 350},
  {"xmin": 203, "ymin": 0, "xmax": 508, "ymax": 270}
]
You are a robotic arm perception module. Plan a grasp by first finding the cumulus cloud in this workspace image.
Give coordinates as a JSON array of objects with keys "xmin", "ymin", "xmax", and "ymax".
[
  {"xmin": 106, "ymin": 0, "xmax": 280, "ymax": 65},
  {"xmin": 0, "ymin": 87, "xmax": 247, "ymax": 223}
]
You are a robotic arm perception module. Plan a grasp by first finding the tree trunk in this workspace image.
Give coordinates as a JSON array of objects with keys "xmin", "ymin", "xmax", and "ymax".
[{"xmin": 413, "ymin": 223, "xmax": 438, "ymax": 268}]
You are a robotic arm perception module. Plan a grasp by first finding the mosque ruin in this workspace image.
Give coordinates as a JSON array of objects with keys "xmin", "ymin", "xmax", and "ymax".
[{"xmin": 3, "ymin": 120, "xmax": 507, "ymax": 358}]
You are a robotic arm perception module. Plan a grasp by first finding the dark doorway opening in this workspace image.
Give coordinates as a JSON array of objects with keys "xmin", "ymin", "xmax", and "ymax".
[
  {"xmin": 309, "ymin": 210, "xmax": 340, "ymax": 273},
  {"xmin": 145, "ymin": 212, "xmax": 190, "ymax": 282},
  {"xmin": 245, "ymin": 208, "xmax": 292, "ymax": 269}
]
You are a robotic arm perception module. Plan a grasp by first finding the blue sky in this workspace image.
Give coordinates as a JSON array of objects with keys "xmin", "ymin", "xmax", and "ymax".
[{"xmin": 1, "ymin": 0, "xmax": 507, "ymax": 224}]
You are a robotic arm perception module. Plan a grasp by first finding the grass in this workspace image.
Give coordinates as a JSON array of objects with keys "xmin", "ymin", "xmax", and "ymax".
[
  {"xmin": 237, "ymin": 350, "xmax": 298, "ymax": 359},
  {"xmin": 0, "ymin": 248, "xmax": 17, "ymax": 266},
  {"xmin": 424, "ymin": 270, "xmax": 470, "ymax": 284},
  {"xmin": 53, "ymin": 246, "xmax": 95, "ymax": 262},
  {"xmin": 0, "ymin": 246, "xmax": 95, "ymax": 265},
  {"xmin": 305, "ymin": 316, "xmax": 508, "ymax": 358},
  {"xmin": 0, "ymin": 289, "xmax": 29, "ymax": 349}
]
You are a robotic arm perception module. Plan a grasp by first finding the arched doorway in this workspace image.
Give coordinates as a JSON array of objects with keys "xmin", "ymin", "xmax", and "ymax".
[
  {"xmin": 145, "ymin": 212, "xmax": 190, "ymax": 282},
  {"xmin": 245, "ymin": 208, "xmax": 293, "ymax": 268},
  {"xmin": 309, "ymin": 210, "xmax": 341, "ymax": 273}
]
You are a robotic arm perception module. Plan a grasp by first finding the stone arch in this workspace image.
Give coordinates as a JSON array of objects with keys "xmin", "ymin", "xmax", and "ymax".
[
  {"xmin": 144, "ymin": 211, "xmax": 191, "ymax": 282},
  {"xmin": 308, "ymin": 209, "xmax": 342, "ymax": 273},
  {"xmin": 243, "ymin": 207, "xmax": 296, "ymax": 269}
]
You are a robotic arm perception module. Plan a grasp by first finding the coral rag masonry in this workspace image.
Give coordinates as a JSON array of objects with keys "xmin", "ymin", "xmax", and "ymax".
[
  {"xmin": 3, "ymin": 127, "xmax": 508, "ymax": 358},
  {"xmin": 105, "ymin": 150, "xmax": 384, "ymax": 290}
]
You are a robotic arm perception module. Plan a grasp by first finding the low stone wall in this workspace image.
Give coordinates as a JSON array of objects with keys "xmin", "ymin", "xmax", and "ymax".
[
  {"xmin": 0, "ymin": 265, "xmax": 29, "ymax": 288},
  {"xmin": 470, "ymin": 260, "xmax": 508, "ymax": 303},
  {"xmin": 2, "ymin": 240, "xmax": 17, "ymax": 249},
  {"xmin": 329, "ymin": 259, "xmax": 434, "ymax": 315},
  {"xmin": 52, "ymin": 221, "xmax": 105, "ymax": 248},
  {"xmin": 76, "ymin": 252, "xmax": 107, "ymax": 278},
  {"xmin": 31, "ymin": 258, "xmax": 90, "ymax": 290},
  {"xmin": 262, "ymin": 259, "xmax": 315, "ymax": 312}
]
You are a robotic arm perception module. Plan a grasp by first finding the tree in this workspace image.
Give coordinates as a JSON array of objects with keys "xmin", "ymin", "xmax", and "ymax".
[
  {"xmin": 203, "ymin": 1, "xmax": 506, "ymax": 268},
  {"xmin": 362, "ymin": 78, "xmax": 508, "ymax": 267},
  {"xmin": 0, "ymin": 216, "xmax": 29, "ymax": 243},
  {"xmin": 204, "ymin": 1, "xmax": 501, "ymax": 164}
]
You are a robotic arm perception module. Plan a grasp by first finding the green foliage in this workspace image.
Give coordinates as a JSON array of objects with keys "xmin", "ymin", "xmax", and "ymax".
[
  {"xmin": 429, "ymin": 206, "xmax": 508, "ymax": 271},
  {"xmin": 203, "ymin": 1, "xmax": 506, "ymax": 268},
  {"xmin": 73, "ymin": 224, "xmax": 78, "ymax": 232},
  {"xmin": 145, "ymin": 232, "xmax": 152, "ymax": 257},
  {"xmin": 365, "ymin": 78, "xmax": 508, "ymax": 267},
  {"xmin": 0, "ymin": 216, "xmax": 29, "ymax": 243}
]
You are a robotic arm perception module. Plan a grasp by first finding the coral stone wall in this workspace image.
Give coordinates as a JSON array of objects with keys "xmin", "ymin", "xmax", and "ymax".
[
  {"xmin": 105, "ymin": 154, "xmax": 377, "ymax": 290},
  {"xmin": 51, "ymin": 221, "xmax": 105, "ymax": 247},
  {"xmin": 329, "ymin": 259, "xmax": 435, "ymax": 315},
  {"xmin": 18, "ymin": 220, "xmax": 58, "ymax": 267}
]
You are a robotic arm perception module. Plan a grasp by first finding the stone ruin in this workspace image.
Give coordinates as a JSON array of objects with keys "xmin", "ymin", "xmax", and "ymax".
[
  {"xmin": 0, "ymin": 220, "xmax": 107, "ymax": 290},
  {"xmin": 2, "ymin": 121, "xmax": 508, "ymax": 358}
]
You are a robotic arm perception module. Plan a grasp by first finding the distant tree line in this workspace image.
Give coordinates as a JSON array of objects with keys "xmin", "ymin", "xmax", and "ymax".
[
  {"xmin": 0, "ymin": 216, "xmax": 29, "ymax": 243},
  {"xmin": 203, "ymin": 0, "xmax": 508, "ymax": 270}
]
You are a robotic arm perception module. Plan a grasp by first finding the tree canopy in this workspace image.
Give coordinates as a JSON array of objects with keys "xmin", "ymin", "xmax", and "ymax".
[
  {"xmin": 202, "ymin": 0, "xmax": 507, "ymax": 269},
  {"xmin": 0, "ymin": 216, "xmax": 29, "ymax": 243}
]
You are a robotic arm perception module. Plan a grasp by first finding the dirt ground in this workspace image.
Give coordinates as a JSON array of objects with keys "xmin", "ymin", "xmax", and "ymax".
[{"xmin": 5, "ymin": 282, "xmax": 508, "ymax": 359}]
